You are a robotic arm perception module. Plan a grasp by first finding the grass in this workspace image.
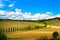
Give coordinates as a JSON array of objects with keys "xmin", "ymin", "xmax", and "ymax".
[
  {"xmin": 0, "ymin": 19, "xmax": 60, "ymax": 40},
  {"xmin": 0, "ymin": 20, "xmax": 45, "ymax": 33},
  {"xmin": 6, "ymin": 28, "xmax": 60, "ymax": 39},
  {"xmin": 0, "ymin": 20, "xmax": 45, "ymax": 29}
]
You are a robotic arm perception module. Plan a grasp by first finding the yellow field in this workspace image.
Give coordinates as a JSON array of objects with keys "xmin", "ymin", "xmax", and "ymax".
[
  {"xmin": 0, "ymin": 20, "xmax": 45, "ymax": 28},
  {"xmin": 0, "ymin": 19, "xmax": 60, "ymax": 40},
  {"xmin": 7, "ymin": 28, "xmax": 60, "ymax": 38}
]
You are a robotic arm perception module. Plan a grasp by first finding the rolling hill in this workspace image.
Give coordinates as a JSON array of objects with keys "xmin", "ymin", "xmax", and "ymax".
[{"xmin": 0, "ymin": 17, "xmax": 60, "ymax": 40}]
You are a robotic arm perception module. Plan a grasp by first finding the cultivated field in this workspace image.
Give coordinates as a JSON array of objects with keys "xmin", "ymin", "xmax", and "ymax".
[
  {"xmin": 0, "ymin": 18, "xmax": 60, "ymax": 40},
  {"xmin": 7, "ymin": 28, "xmax": 60, "ymax": 40},
  {"xmin": 0, "ymin": 20, "xmax": 45, "ymax": 29}
]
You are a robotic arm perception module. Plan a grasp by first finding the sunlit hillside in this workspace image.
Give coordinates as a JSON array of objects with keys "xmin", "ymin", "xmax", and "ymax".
[{"xmin": 0, "ymin": 17, "xmax": 60, "ymax": 40}]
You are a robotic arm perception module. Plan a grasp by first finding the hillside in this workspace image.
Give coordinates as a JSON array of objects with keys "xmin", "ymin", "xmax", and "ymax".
[
  {"xmin": 0, "ymin": 17, "xmax": 60, "ymax": 28},
  {"xmin": 0, "ymin": 18, "xmax": 60, "ymax": 29},
  {"xmin": 0, "ymin": 19, "xmax": 46, "ymax": 33},
  {"xmin": 45, "ymin": 17, "xmax": 60, "ymax": 28},
  {"xmin": 0, "ymin": 17, "xmax": 60, "ymax": 40},
  {"xmin": 0, "ymin": 20, "xmax": 46, "ymax": 28}
]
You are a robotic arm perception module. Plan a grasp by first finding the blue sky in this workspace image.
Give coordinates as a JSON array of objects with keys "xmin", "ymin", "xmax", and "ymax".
[{"xmin": 0, "ymin": 0, "xmax": 60, "ymax": 20}]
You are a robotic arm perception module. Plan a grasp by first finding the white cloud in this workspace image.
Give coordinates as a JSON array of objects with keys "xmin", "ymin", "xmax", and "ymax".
[
  {"xmin": 0, "ymin": 10, "xmax": 6, "ymax": 15},
  {"xmin": 23, "ymin": 12, "xmax": 31, "ymax": 18},
  {"xmin": 0, "ymin": 10, "xmax": 7, "ymax": 19},
  {"xmin": 6, "ymin": 9, "xmax": 23, "ymax": 20},
  {"xmin": 56, "ymin": 14, "xmax": 60, "ymax": 17},
  {"xmin": 8, "ymin": 4, "xmax": 14, "ymax": 7},
  {"xmin": 15, "ymin": 8, "xmax": 21, "ymax": 12},
  {"xmin": 8, "ymin": 0, "xmax": 16, "ymax": 8},
  {"xmin": 0, "ymin": 1, "xmax": 5, "ymax": 8},
  {"xmin": 0, "ymin": 9, "xmax": 60, "ymax": 20},
  {"xmin": 46, "ymin": 12, "xmax": 51, "ymax": 15},
  {"xmin": 31, "ymin": 13, "xmax": 41, "ymax": 20}
]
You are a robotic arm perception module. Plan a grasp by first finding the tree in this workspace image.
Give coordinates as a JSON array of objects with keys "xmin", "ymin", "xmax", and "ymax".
[
  {"xmin": 12, "ymin": 27, "xmax": 15, "ymax": 32},
  {"xmin": 44, "ymin": 21, "xmax": 47, "ymax": 27},
  {"xmin": 52, "ymin": 31, "xmax": 59, "ymax": 38},
  {"xmin": 0, "ymin": 33, "xmax": 7, "ymax": 40},
  {"xmin": 35, "ymin": 26, "xmax": 40, "ymax": 29},
  {"xmin": 0, "ymin": 27, "xmax": 7, "ymax": 40},
  {"xmin": 26, "ymin": 26, "xmax": 31, "ymax": 30}
]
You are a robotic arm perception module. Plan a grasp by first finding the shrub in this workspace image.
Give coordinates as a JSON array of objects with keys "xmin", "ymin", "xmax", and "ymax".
[
  {"xmin": 44, "ymin": 21, "xmax": 47, "ymax": 27},
  {"xmin": 52, "ymin": 31, "xmax": 59, "ymax": 38},
  {"xmin": 0, "ymin": 27, "xmax": 7, "ymax": 40},
  {"xmin": 10, "ymin": 27, "xmax": 12, "ymax": 32},
  {"xmin": 35, "ymin": 26, "xmax": 40, "ymax": 29},
  {"xmin": 8, "ymin": 27, "xmax": 10, "ymax": 32},
  {"xmin": 43, "ymin": 37, "xmax": 49, "ymax": 40},
  {"xmin": 12, "ymin": 27, "xmax": 14, "ymax": 32},
  {"xmin": 26, "ymin": 26, "xmax": 31, "ymax": 30},
  {"xmin": 0, "ymin": 33, "xmax": 7, "ymax": 40}
]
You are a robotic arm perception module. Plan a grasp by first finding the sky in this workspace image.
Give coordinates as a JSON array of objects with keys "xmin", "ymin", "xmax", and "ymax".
[{"xmin": 0, "ymin": 0, "xmax": 60, "ymax": 20}]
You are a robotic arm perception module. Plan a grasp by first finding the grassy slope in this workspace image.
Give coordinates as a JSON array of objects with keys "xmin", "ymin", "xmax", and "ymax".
[
  {"xmin": 0, "ymin": 20, "xmax": 45, "ymax": 29},
  {"xmin": 0, "ymin": 18, "xmax": 60, "ymax": 39},
  {"xmin": 45, "ymin": 18, "xmax": 60, "ymax": 28}
]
